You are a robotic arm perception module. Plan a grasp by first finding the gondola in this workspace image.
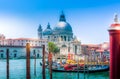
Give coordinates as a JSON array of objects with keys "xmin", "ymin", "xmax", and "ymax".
[{"xmin": 52, "ymin": 65, "xmax": 109, "ymax": 73}]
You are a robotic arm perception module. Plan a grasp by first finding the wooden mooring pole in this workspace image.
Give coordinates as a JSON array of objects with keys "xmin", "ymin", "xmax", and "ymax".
[
  {"xmin": 42, "ymin": 45, "xmax": 46, "ymax": 79},
  {"xmin": 6, "ymin": 49, "xmax": 9, "ymax": 79},
  {"xmin": 34, "ymin": 50, "xmax": 36, "ymax": 76},
  {"xmin": 26, "ymin": 43, "xmax": 31, "ymax": 79},
  {"xmin": 49, "ymin": 52, "xmax": 52, "ymax": 79}
]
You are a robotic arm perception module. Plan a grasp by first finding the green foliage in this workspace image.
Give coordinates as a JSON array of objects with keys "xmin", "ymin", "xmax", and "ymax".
[
  {"xmin": 48, "ymin": 42, "xmax": 55, "ymax": 52},
  {"xmin": 48, "ymin": 42, "xmax": 60, "ymax": 54},
  {"xmin": 54, "ymin": 46, "xmax": 60, "ymax": 54}
]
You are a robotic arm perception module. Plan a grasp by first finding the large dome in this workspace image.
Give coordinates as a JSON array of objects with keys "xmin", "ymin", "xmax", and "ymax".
[
  {"xmin": 53, "ymin": 11, "xmax": 73, "ymax": 35},
  {"xmin": 53, "ymin": 21, "xmax": 73, "ymax": 34}
]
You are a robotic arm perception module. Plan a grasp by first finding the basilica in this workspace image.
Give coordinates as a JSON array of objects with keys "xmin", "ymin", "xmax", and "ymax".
[{"xmin": 38, "ymin": 12, "xmax": 81, "ymax": 55}]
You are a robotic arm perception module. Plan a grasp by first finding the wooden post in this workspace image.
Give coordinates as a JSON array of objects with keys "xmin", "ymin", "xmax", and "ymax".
[
  {"xmin": 6, "ymin": 49, "xmax": 9, "ymax": 79},
  {"xmin": 48, "ymin": 53, "xmax": 52, "ymax": 79},
  {"xmin": 34, "ymin": 50, "xmax": 36, "ymax": 76},
  {"xmin": 77, "ymin": 58, "xmax": 79, "ymax": 79},
  {"xmin": 42, "ymin": 45, "xmax": 46, "ymax": 79},
  {"xmin": 26, "ymin": 43, "xmax": 31, "ymax": 79}
]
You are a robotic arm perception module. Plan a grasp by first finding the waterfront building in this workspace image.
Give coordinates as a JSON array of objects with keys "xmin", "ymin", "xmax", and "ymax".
[
  {"xmin": 0, "ymin": 12, "xmax": 81, "ymax": 58},
  {"xmin": 81, "ymin": 42, "xmax": 109, "ymax": 62},
  {"xmin": 0, "ymin": 34, "xmax": 47, "ymax": 58}
]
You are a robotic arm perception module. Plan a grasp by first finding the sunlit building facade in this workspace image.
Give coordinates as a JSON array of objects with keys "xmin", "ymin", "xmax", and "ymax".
[{"xmin": 0, "ymin": 34, "xmax": 47, "ymax": 58}]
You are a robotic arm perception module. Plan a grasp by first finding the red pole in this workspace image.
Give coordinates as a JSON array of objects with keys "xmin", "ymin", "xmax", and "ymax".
[
  {"xmin": 6, "ymin": 49, "xmax": 9, "ymax": 79},
  {"xmin": 48, "ymin": 53, "xmax": 52, "ymax": 79},
  {"xmin": 108, "ymin": 15, "xmax": 120, "ymax": 79},
  {"xmin": 26, "ymin": 43, "xmax": 31, "ymax": 79}
]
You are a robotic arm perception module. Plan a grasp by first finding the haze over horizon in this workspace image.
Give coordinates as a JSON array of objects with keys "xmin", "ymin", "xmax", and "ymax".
[{"xmin": 0, "ymin": 0, "xmax": 120, "ymax": 44}]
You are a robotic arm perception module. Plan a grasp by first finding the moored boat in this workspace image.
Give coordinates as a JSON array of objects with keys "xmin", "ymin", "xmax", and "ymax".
[{"xmin": 52, "ymin": 64, "xmax": 109, "ymax": 73}]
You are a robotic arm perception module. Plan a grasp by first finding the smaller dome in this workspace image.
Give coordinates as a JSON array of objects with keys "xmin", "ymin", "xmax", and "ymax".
[
  {"xmin": 43, "ymin": 29, "xmax": 52, "ymax": 35},
  {"xmin": 43, "ymin": 23, "xmax": 53, "ymax": 35}
]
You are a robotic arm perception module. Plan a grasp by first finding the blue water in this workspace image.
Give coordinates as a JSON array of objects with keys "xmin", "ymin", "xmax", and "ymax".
[{"xmin": 0, "ymin": 59, "xmax": 109, "ymax": 79}]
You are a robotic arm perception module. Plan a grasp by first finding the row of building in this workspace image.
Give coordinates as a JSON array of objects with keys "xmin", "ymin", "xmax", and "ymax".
[{"xmin": 0, "ymin": 12, "xmax": 110, "ymax": 60}]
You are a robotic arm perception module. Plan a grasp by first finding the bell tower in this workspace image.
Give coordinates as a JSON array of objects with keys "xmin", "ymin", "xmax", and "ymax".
[{"xmin": 38, "ymin": 24, "xmax": 43, "ymax": 39}]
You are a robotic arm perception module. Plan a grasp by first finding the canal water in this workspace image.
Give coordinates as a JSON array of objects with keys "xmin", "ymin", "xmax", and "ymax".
[{"xmin": 0, "ymin": 59, "xmax": 109, "ymax": 79}]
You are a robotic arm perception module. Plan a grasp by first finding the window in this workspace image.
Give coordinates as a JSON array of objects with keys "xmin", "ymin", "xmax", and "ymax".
[
  {"xmin": 33, "ymin": 50, "xmax": 36, "ymax": 55},
  {"xmin": 21, "ymin": 43, "xmax": 23, "ymax": 46},
  {"xmin": 14, "ymin": 54, "xmax": 17, "ymax": 58},
  {"xmin": 37, "ymin": 54, "xmax": 39, "ymax": 58},
  {"xmin": 0, "ymin": 50, "xmax": 4, "ymax": 52},
  {"xmin": 1, "ymin": 54, "xmax": 3, "ymax": 58}
]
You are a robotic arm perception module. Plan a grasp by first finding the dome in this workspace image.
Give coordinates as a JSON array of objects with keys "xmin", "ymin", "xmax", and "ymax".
[
  {"xmin": 43, "ymin": 23, "xmax": 53, "ymax": 35},
  {"xmin": 43, "ymin": 29, "xmax": 52, "ymax": 35},
  {"xmin": 53, "ymin": 21, "xmax": 72, "ymax": 34},
  {"xmin": 53, "ymin": 11, "xmax": 73, "ymax": 35}
]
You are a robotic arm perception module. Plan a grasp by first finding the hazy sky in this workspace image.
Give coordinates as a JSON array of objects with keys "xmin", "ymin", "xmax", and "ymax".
[{"xmin": 0, "ymin": 0, "xmax": 120, "ymax": 44}]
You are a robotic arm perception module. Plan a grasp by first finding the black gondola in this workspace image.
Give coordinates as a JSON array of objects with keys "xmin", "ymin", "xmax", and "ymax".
[{"xmin": 52, "ymin": 65, "xmax": 109, "ymax": 73}]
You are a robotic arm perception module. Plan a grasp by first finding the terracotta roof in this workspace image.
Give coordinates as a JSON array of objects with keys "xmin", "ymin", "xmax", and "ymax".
[{"xmin": 6, "ymin": 38, "xmax": 47, "ymax": 41}]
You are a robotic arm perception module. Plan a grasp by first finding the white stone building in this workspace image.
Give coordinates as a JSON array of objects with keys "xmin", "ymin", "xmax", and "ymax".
[
  {"xmin": 38, "ymin": 12, "xmax": 81, "ymax": 55},
  {"xmin": 0, "ymin": 34, "xmax": 47, "ymax": 58}
]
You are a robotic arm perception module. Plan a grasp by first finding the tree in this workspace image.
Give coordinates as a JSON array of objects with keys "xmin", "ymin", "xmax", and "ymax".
[
  {"xmin": 53, "ymin": 46, "xmax": 60, "ymax": 54},
  {"xmin": 48, "ymin": 42, "xmax": 60, "ymax": 55},
  {"xmin": 48, "ymin": 42, "xmax": 55, "ymax": 53},
  {"xmin": 48, "ymin": 42, "xmax": 59, "ymax": 79}
]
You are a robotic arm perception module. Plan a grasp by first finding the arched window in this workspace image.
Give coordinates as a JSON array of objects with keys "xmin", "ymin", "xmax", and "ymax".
[
  {"xmin": 37, "ymin": 54, "xmax": 39, "ymax": 58},
  {"xmin": 75, "ymin": 45, "xmax": 77, "ymax": 54},
  {"xmin": 1, "ymin": 54, "xmax": 3, "ymax": 58},
  {"xmin": 62, "ymin": 44, "xmax": 67, "ymax": 47},
  {"xmin": 64, "ymin": 36, "xmax": 66, "ymax": 41},
  {"xmin": 14, "ymin": 54, "xmax": 17, "ymax": 58},
  {"xmin": 0, "ymin": 50, "xmax": 4, "ymax": 52}
]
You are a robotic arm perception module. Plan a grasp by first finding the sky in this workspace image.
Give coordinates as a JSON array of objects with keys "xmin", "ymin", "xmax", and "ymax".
[{"xmin": 0, "ymin": 0, "xmax": 120, "ymax": 44}]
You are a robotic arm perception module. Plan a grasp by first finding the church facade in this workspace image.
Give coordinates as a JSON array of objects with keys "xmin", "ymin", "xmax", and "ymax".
[{"xmin": 38, "ymin": 12, "xmax": 81, "ymax": 55}]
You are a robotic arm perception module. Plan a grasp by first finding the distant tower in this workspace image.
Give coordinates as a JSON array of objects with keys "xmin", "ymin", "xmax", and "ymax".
[
  {"xmin": 38, "ymin": 24, "xmax": 43, "ymax": 39},
  {"xmin": 108, "ymin": 14, "xmax": 120, "ymax": 79}
]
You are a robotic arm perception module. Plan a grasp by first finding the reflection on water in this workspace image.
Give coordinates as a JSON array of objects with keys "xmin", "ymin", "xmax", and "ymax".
[{"xmin": 0, "ymin": 59, "xmax": 109, "ymax": 79}]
